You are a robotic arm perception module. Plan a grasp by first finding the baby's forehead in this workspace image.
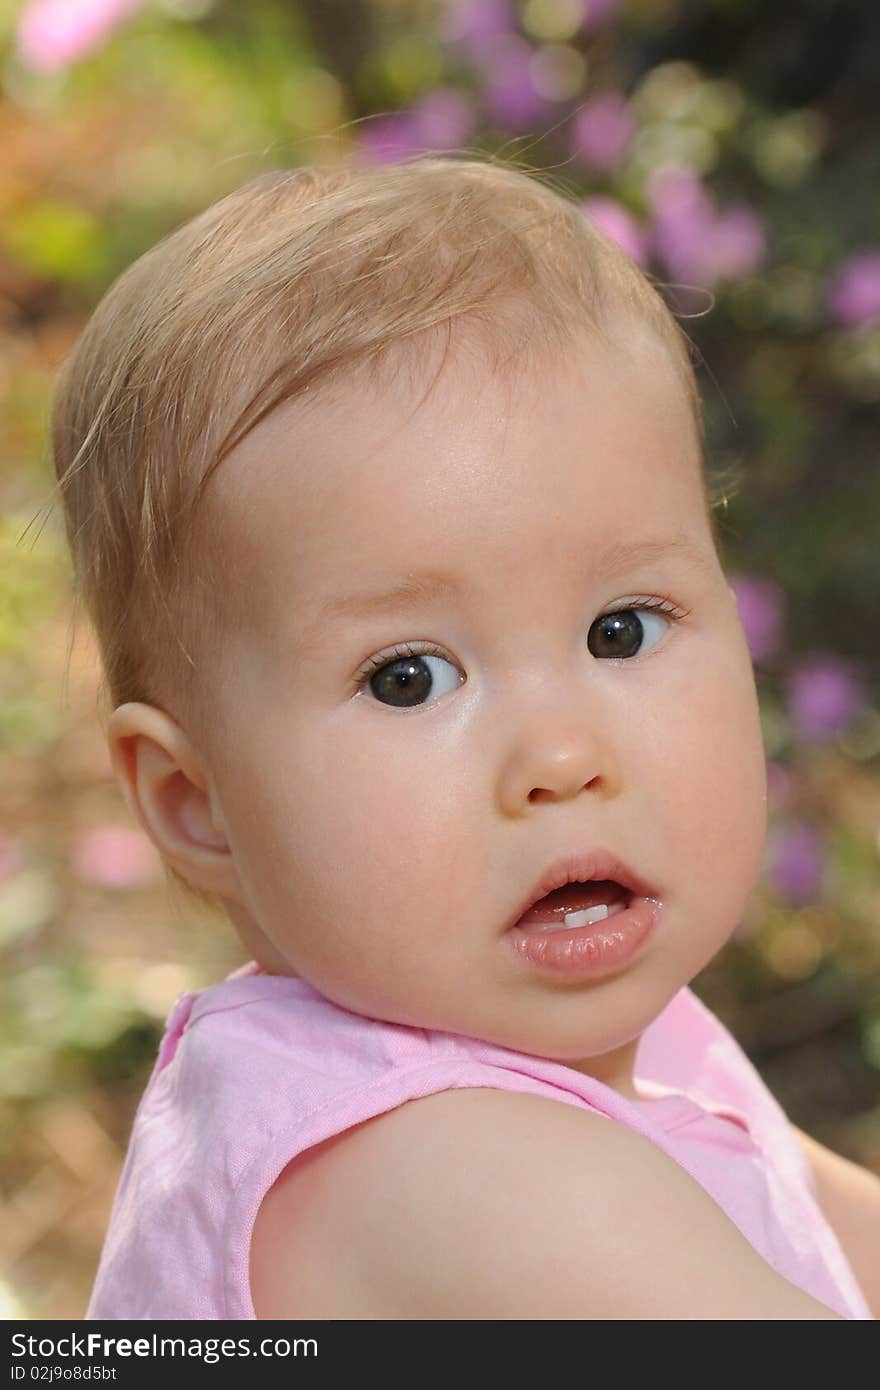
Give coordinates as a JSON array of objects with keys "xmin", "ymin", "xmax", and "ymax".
[
  {"xmin": 199, "ymin": 320, "xmax": 702, "ymax": 624},
  {"xmin": 215, "ymin": 309, "xmax": 685, "ymax": 507},
  {"xmin": 201, "ymin": 323, "xmax": 507, "ymax": 540}
]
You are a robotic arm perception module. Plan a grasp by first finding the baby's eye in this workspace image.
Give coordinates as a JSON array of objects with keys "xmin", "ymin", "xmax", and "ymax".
[
  {"xmin": 354, "ymin": 601, "xmax": 685, "ymax": 710},
  {"xmin": 587, "ymin": 602, "xmax": 678, "ymax": 660},
  {"xmin": 355, "ymin": 644, "xmax": 462, "ymax": 710}
]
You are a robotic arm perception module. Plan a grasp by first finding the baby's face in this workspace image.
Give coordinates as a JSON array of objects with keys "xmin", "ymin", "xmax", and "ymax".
[{"xmin": 191, "ymin": 322, "xmax": 767, "ymax": 1089}]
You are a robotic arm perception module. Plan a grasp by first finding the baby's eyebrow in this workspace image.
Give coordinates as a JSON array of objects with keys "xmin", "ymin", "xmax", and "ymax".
[{"xmin": 293, "ymin": 533, "xmax": 715, "ymax": 653}]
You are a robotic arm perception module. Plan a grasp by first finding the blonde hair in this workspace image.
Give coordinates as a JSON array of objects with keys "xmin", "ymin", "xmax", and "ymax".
[{"xmin": 47, "ymin": 153, "xmax": 723, "ymax": 914}]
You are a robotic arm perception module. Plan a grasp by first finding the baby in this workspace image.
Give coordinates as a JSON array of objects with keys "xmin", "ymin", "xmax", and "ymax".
[{"xmin": 49, "ymin": 156, "xmax": 878, "ymax": 1320}]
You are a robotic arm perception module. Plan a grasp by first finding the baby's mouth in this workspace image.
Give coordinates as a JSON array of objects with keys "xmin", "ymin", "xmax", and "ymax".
[{"xmin": 513, "ymin": 880, "xmax": 631, "ymax": 933}]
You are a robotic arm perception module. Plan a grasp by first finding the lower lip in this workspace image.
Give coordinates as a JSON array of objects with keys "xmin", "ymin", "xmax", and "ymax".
[{"xmin": 507, "ymin": 896, "xmax": 661, "ymax": 978}]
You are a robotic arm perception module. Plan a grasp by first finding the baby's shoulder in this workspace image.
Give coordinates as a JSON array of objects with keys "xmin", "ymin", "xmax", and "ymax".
[
  {"xmin": 247, "ymin": 1087, "xmax": 490, "ymax": 1314},
  {"xmin": 250, "ymin": 1087, "xmax": 645, "ymax": 1319},
  {"xmin": 249, "ymin": 1086, "xmax": 603, "ymax": 1317},
  {"xmin": 249, "ymin": 1083, "xmax": 844, "ymax": 1320}
]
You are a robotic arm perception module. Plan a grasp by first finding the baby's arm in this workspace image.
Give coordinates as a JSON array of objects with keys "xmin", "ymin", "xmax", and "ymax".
[
  {"xmin": 251, "ymin": 1089, "xmax": 846, "ymax": 1319},
  {"xmin": 792, "ymin": 1124, "xmax": 880, "ymax": 1318}
]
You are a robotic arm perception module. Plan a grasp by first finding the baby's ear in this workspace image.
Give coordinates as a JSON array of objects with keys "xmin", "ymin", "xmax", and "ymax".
[{"xmin": 106, "ymin": 702, "xmax": 242, "ymax": 902}]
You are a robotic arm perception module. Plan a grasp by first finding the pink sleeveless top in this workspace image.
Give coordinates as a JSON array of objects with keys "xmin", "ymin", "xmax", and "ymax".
[{"xmin": 86, "ymin": 963, "xmax": 872, "ymax": 1320}]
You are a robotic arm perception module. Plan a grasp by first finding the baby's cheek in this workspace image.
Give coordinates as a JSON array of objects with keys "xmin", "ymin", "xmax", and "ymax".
[{"xmin": 684, "ymin": 653, "xmax": 768, "ymax": 893}]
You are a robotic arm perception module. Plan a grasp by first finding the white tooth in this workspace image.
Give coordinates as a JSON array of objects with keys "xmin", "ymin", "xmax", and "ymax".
[{"xmin": 564, "ymin": 904, "xmax": 611, "ymax": 928}]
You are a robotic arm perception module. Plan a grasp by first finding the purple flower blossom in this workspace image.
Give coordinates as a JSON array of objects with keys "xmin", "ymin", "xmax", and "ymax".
[
  {"xmin": 17, "ymin": 0, "xmax": 145, "ymax": 72},
  {"xmin": 570, "ymin": 92, "xmax": 635, "ymax": 172},
  {"xmin": 768, "ymin": 822, "xmax": 824, "ymax": 906},
  {"xmin": 482, "ymin": 36, "xmax": 549, "ymax": 129},
  {"xmin": 786, "ymin": 655, "xmax": 866, "ymax": 741},
  {"xmin": 826, "ymin": 250, "xmax": 880, "ymax": 327},
  {"xmin": 356, "ymin": 112, "xmax": 422, "ymax": 165},
  {"xmin": 647, "ymin": 166, "xmax": 766, "ymax": 287},
  {"xmin": 410, "ymin": 88, "xmax": 478, "ymax": 150},
  {"xmin": 728, "ymin": 574, "xmax": 785, "ymax": 665},
  {"xmin": 441, "ymin": 0, "xmax": 515, "ymax": 60},
  {"xmin": 706, "ymin": 206, "xmax": 767, "ymax": 281},
  {"xmin": 648, "ymin": 167, "xmax": 716, "ymax": 278},
  {"xmin": 580, "ymin": 196, "xmax": 648, "ymax": 267},
  {"xmin": 356, "ymin": 91, "xmax": 478, "ymax": 164},
  {"xmin": 648, "ymin": 165, "xmax": 712, "ymax": 222}
]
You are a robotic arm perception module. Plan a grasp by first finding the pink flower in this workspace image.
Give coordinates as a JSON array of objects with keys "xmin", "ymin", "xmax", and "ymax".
[
  {"xmin": 648, "ymin": 165, "xmax": 712, "ymax": 222},
  {"xmin": 648, "ymin": 167, "xmax": 715, "ymax": 276},
  {"xmin": 728, "ymin": 574, "xmax": 785, "ymax": 665},
  {"xmin": 785, "ymin": 654, "xmax": 865, "ymax": 742},
  {"xmin": 570, "ymin": 92, "xmax": 635, "ymax": 172},
  {"xmin": 580, "ymin": 196, "xmax": 648, "ymax": 267},
  {"xmin": 647, "ymin": 166, "xmax": 766, "ymax": 287},
  {"xmin": 706, "ymin": 206, "xmax": 767, "ymax": 281},
  {"xmin": 826, "ymin": 250, "xmax": 880, "ymax": 327},
  {"xmin": 356, "ymin": 91, "xmax": 478, "ymax": 164},
  {"xmin": 482, "ymin": 36, "xmax": 549, "ymax": 130},
  {"xmin": 68, "ymin": 825, "xmax": 162, "ymax": 888},
  {"xmin": 411, "ymin": 88, "xmax": 478, "ymax": 150},
  {"xmin": 356, "ymin": 112, "xmax": 422, "ymax": 165},
  {"xmin": 17, "ymin": 0, "xmax": 146, "ymax": 72},
  {"xmin": 441, "ymin": 0, "xmax": 515, "ymax": 60}
]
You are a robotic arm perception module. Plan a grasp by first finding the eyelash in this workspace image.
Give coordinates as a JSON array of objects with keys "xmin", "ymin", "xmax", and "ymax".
[{"xmin": 352, "ymin": 597, "xmax": 690, "ymax": 693}]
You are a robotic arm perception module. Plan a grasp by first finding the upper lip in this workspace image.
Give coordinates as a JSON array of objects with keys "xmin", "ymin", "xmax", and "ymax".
[{"xmin": 506, "ymin": 849, "xmax": 657, "ymax": 932}]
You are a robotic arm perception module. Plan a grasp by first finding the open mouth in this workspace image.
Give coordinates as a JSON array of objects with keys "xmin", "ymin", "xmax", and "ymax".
[{"xmin": 514, "ymin": 880, "xmax": 633, "ymax": 932}]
